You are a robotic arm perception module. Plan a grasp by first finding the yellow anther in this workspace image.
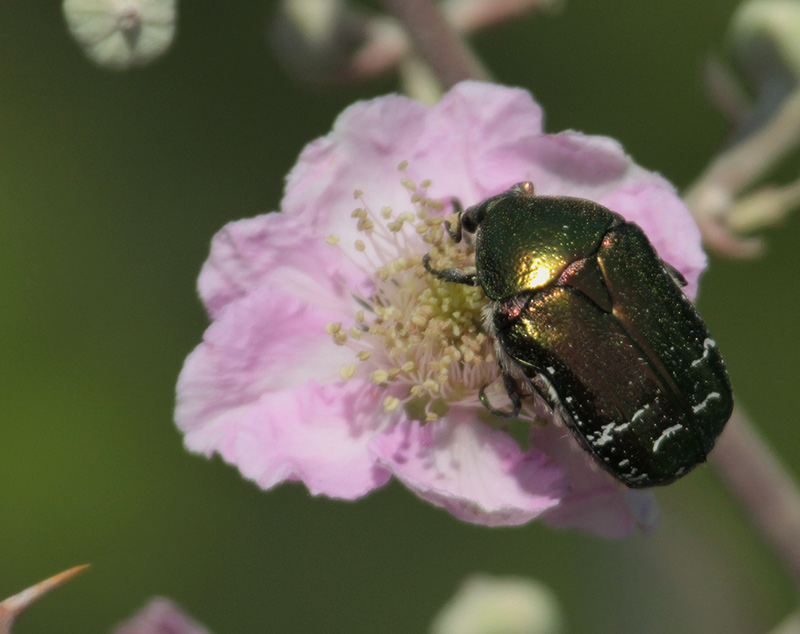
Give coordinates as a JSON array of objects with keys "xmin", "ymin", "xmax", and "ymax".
[
  {"xmin": 353, "ymin": 189, "xmax": 363, "ymax": 199},
  {"xmin": 398, "ymin": 160, "xmax": 408, "ymax": 170},
  {"xmin": 340, "ymin": 364, "xmax": 356, "ymax": 379},
  {"xmin": 326, "ymin": 235, "xmax": 341, "ymax": 245},
  {"xmin": 325, "ymin": 322, "xmax": 342, "ymax": 334},
  {"xmin": 335, "ymin": 171, "xmax": 500, "ymax": 425},
  {"xmin": 333, "ymin": 332, "xmax": 348, "ymax": 345}
]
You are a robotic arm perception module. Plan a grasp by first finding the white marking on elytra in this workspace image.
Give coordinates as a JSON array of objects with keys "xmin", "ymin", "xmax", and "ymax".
[
  {"xmin": 546, "ymin": 366, "xmax": 556, "ymax": 375},
  {"xmin": 594, "ymin": 422, "xmax": 616, "ymax": 447},
  {"xmin": 618, "ymin": 459, "xmax": 630, "ymax": 468},
  {"xmin": 652, "ymin": 424, "xmax": 683, "ymax": 452},
  {"xmin": 616, "ymin": 403, "xmax": 650, "ymax": 433},
  {"xmin": 632, "ymin": 404, "xmax": 649, "ymax": 423},
  {"xmin": 690, "ymin": 338, "xmax": 717, "ymax": 368},
  {"xmin": 692, "ymin": 391, "xmax": 722, "ymax": 414}
]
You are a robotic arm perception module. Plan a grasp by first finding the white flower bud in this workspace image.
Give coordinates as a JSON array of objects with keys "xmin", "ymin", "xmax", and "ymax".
[
  {"xmin": 430, "ymin": 575, "xmax": 563, "ymax": 634},
  {"xmin": 63, "ymin": 0, "xmax": 177, "ymax": 70}
]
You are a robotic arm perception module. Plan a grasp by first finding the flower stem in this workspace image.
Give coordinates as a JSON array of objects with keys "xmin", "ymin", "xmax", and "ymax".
[
  {"xmin": 378, "ymin": 0, "xmax": 491, "ymax": 87},
  {"xmin": 710, "ymin": 406, "xmax": 800, "ymax": 591},
  {"xmin": 685, "ymin": 86, "xmax": 800, "ymax": 257},
  {"xmin": 769, "ymin": 611, "xmax": 800, "ymax": 634}
]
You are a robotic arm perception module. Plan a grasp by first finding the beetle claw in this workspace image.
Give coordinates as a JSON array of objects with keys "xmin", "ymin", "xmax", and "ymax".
[
  {"xmin": 478, "ymin": 377, "xmax": 522, "ymax": 419},
  {"xmin": 422, "ymin": 253, "xmax": 478, "ymax": 286}
]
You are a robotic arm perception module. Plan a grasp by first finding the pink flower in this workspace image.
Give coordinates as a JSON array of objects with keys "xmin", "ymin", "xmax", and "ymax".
[
  {"xmin": 175, "ymin": 82, "xmax": 705, "ymax": 537},
  {"xmin": 112, "ymin": 598, "xmax": 211, "ymax": 634}
]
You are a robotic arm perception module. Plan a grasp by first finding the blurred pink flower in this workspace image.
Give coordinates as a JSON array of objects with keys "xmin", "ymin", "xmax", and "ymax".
[
  {"xmin": 176, "ymin": 82, "xmax": 705, "ymax": 537},
  {"xmin": 112, "ymin": 598, "xmax": 211, "ymax": 634}
]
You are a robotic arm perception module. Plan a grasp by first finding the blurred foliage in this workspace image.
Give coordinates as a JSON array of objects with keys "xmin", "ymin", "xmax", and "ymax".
[{"xmin": 1, "ymin": 1, "xmax": 798, "ymax": 633}]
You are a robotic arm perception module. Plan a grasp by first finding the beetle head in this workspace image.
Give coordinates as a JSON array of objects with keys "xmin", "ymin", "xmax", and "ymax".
[{"xmin": 462, "ymin": 182, "xmax": 536, "ymax": 234}]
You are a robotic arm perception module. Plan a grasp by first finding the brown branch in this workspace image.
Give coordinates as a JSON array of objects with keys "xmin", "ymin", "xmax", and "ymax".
[
  {"xmin": 685, "ymin": 86, "xmax": 800, "ymax": 256},
  {"xmin": 378, "ymin": 0, "xmax": 490, "ymax": 87}
]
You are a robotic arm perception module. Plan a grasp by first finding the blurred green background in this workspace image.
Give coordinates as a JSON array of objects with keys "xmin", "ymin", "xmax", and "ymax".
[{"xmin": 2, "ymin": 1, "xmax": 799, "ymax": 632}]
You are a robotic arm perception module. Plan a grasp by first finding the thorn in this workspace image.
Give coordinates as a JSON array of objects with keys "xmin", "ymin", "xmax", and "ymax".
[{"xmin": 0, "ymin": 565, "xmax": 90, "ymax": 633}]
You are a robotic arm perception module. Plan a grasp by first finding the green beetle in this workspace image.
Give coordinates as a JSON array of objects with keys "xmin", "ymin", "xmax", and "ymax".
[{"xmin": 424, "ymin": 182, "xmax": 733, "ymax": 488}]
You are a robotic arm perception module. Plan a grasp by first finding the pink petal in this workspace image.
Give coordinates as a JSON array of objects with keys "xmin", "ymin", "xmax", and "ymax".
[
  {"xmin": 186, "ymin": 380, "xmax": 391, "ymax": 499},
  {"xmin": 370, "ymin": 409, "xmax": 564, "ymax": 526},
  {"xmin": 529, "ymin": 420, "xmax": 661, "ymax": 537},
  {"xmin": 198, "ymin": 212, "xmax": 369, "ymax": 320},
  {"xmin": 599, "ymin": 182, "xmax": 706, "ymax": 298},
  {"xmin": 282, "ymin": 83, "xmax": 546, "ymax": 255},
  {"xmin": 282, "ymin": 94, "xmax": 430, "ymax": 245},
  {"xmin": 176, "ymin": 284, "xmax": 355, "ymax": 437},
  {"xmin": 112, "ymin": 598, "xmax": 211, "ymax": 634},
  {"xmin": 542, "ymin": 488, "xmax": 660, "ymax": 538},
  {"xmin": 414, "ymin": 81, "xmax": 546, "ymax": 200}
]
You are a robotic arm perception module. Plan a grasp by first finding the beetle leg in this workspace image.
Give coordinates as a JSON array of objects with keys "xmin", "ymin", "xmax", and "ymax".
[
  {"xmin": 422, "ymin": 254, "xmax": 478, "ymax": 286},
  {"xmin": 478, "ymin": 374, "xmax": 522, "ymax": 418},
  {"xmin": 663, "ymin": 261, "xmax": 688, "ymax": 288}
]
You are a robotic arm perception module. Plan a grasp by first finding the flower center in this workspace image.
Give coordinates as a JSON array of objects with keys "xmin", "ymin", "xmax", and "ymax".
[{"xmin": 326, "ymin": 162, "xmax": 502, "ymax": 422}]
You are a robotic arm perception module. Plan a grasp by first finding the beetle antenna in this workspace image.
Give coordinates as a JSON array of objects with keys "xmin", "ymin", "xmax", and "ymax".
[{"xmin": 443, "ymin": 198, "xmax": 465, "ymax": 242}]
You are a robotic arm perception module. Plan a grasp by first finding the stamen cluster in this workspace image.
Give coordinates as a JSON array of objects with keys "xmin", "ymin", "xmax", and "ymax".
[{"xmin": 326, "ymin": 163, "xmax": 500, "ymax": 422}]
